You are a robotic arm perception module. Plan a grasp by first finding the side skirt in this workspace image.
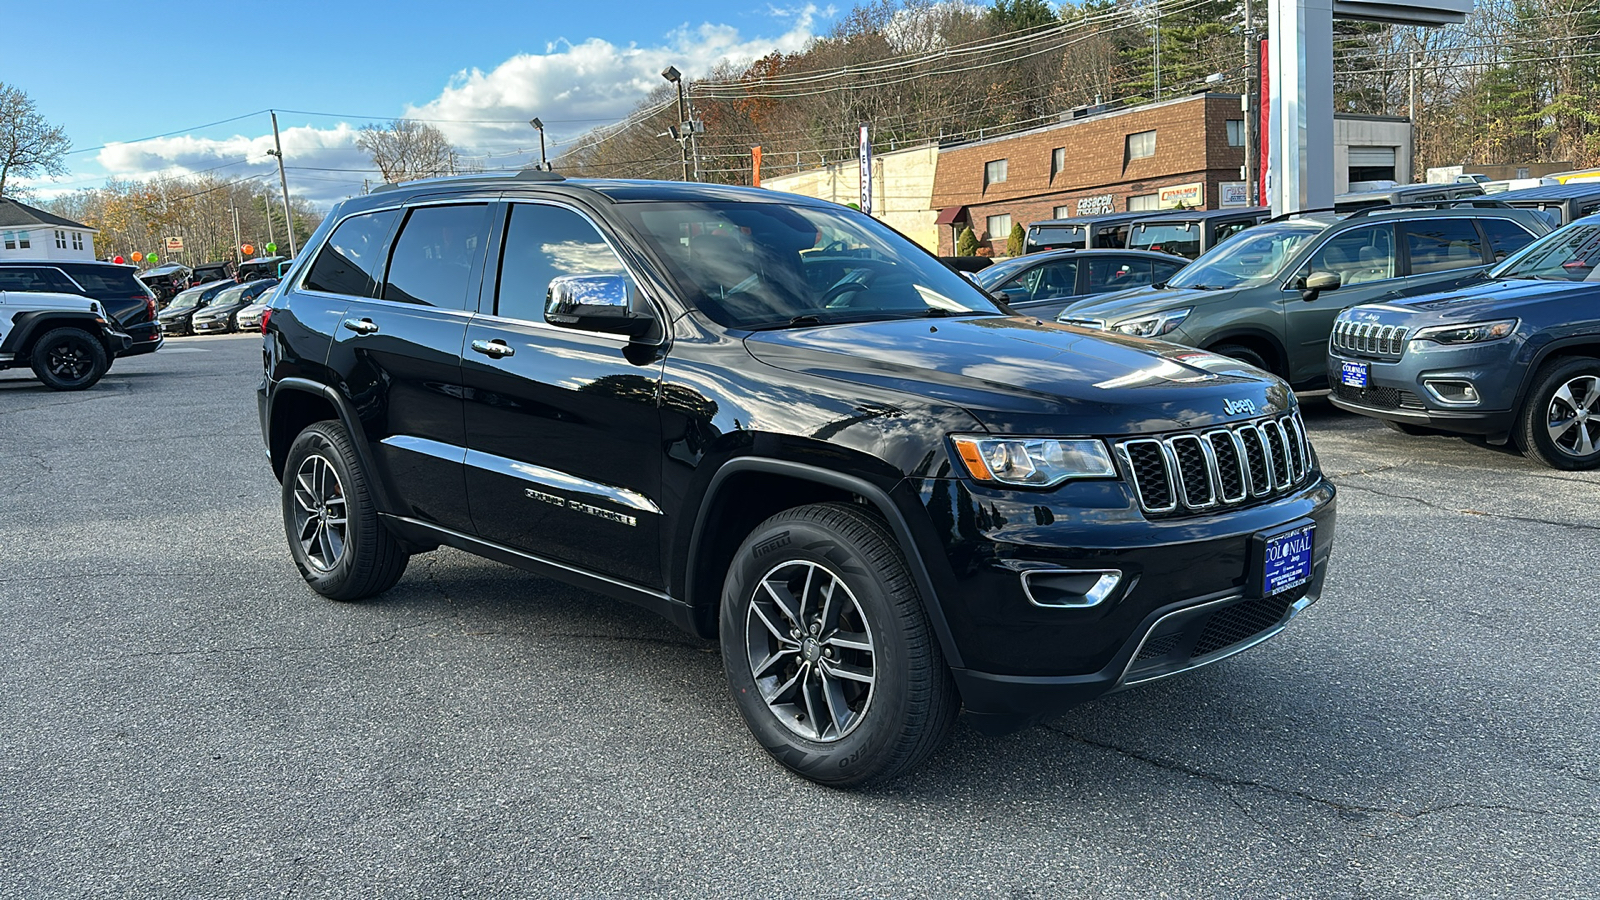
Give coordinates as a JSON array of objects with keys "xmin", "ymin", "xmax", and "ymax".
[{"xmin": 379, "ymin": 513, "xmax": 699, "ymax": 635}]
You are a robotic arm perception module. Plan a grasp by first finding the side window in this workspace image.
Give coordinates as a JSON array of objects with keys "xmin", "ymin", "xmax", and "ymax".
[
  {"xmin": 1086, "ymin": 257, "xmax": 1155, "ymax": 294},
  {"xmin": 1153, "ymin": 260, "xmax": 1185, "ymax": 285},
  {"xmin": 1006, "ymin": 259, "xmax": 1078, "ymax": 300},
  {"xmin": 1404, "ymin": 218, "xmax": 1485, "ymax": 274},
  {"xmin": 304, "ymin": 209, "xmax": 399, "ymax": 297},
  {"xmin": 382, "ymin": 204, "xmax": 490, "ymax": 309},
  {"xmin": 1479, "ymin": 219, "xmax": 1538, "ymax": 262},
  {"xmin": 495, "ymin": 203, "xmax": 629, "ymax": 324},
  {"xmin": 1099, "ymin": 224, "xmax": 1130, "ymax": 248},
  {"xmin": 1307, "ymin": 224, "xmax": 1397, "ymax": 286},
  {"xmin": 1213, "ymin": 221, "xmax": 1252, "ymax": 245}
]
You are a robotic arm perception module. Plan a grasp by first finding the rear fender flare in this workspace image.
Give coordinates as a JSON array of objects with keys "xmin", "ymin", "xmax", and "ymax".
[{"xmin": 267, "ymin": 377, "xmax": 396, "ymax": 514}]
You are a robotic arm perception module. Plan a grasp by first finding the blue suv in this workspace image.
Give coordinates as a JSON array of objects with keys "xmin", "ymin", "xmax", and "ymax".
[{"xmin": 1328, "ymin": 217, "xmax": 1600, "ymax": 469}]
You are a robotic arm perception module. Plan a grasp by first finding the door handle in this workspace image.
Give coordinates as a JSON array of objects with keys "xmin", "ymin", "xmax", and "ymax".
[
  {"xmin": 342, "ymin": 318, "xmax": 379, "ymax": 335},
  {"xmin": 470, "ymin": 338, "xmax": 515, "ymax": 358}
]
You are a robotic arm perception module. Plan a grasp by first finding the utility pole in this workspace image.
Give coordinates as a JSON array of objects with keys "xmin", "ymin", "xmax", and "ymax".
[
  {"xmin": 267, "ymin": 111, "xmax": 297, "ymax": 257},
  {"xmin": 1153, "ymin": 0, "xmax": 1162, "ymax": 101},
  {"xmin": 263, "ymin": 191, "xmax": 276, "ymax": 249},
  {"xmin": 229, "ymin": 203, "xmax": 243, "ymax": 265},
  {"xmin": 1243, "ymin": 0, "xmax": 1258, "ymax": 205},
  {"xmin": 662, "ymin": 67, "xmax": 691, "ymax": 181},
  {"xmin": 1408, "ymin": 49, "xmax": 1418, "ymax": 184}
]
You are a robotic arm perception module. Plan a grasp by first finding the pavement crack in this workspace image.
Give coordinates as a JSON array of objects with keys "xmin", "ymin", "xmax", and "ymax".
[
  {"xmin": 1335, "ymin": 482, "xmax": 1600, "ymax": 532},
  {"xmin": 1324, "ymin": 462, "xmax": 1408, "ymax": 478},
  {"xmin": 1041, "ymin": 726, "xmax": 1600, "ymax": 823}
]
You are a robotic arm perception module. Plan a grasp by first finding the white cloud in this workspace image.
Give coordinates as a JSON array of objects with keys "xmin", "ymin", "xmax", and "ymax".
[{"xmin": 27, "ymin": 7, "xmax": 831, "ymax": 206}]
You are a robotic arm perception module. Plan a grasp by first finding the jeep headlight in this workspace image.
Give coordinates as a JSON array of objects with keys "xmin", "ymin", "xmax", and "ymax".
[
  {"xmin": 1111, "ymin": 308, "xmax": 1191, "ymax": 337},
  {"xmin": 1411, "ymin": 319, "xmax": 1518, "ymax": 345},
  {"xmin": 951, "ymin": 436, "xmax": 1117, "ymax": 487}
]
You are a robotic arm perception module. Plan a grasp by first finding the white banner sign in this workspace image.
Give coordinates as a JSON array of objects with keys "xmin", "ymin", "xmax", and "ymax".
[
  {"xmin": 1219, "ymin": 182, "xmax": 1250, "ymax": 207},
  {"xmin": 858, "ymin": 125, "xmax": 872, "ymax": 216}
]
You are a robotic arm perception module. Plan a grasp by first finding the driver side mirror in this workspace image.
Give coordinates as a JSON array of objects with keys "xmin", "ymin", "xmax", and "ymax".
[
  {"xmin": 545, "ymin": 274, "xmax": 654, "ymax": 338},
  {"xmin": 1299, "ymin": 270, "xmax": 1341, "ymax": 301}
]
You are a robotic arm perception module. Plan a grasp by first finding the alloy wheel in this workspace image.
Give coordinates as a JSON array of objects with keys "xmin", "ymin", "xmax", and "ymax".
[
  {"xmin": 291, "ymin": 454, "xmax": 348, "ymax": 571},
  {"xmin": 745, "ymin": 559, "xmax": 876, "ymax": 742},
  {"xmin": 47, "ymin": 339, "xmax": 93, "ymax": 381},
  {"xmin": 1546, "ymin": 374, "xmax": 1600, "ymax": 457}
]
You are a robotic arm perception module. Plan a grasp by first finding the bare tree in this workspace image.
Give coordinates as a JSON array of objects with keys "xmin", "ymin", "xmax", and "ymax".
[
  {"xmin": 0, "ymin": 82, "xmax": 71, "ymax": 198},
  {"xmin": 356, "ymin": 119, "xmax": 460, "ymax": 183}
]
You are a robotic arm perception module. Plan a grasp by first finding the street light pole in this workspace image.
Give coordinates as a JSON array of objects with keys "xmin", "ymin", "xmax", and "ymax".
[
  {"xmin": 267, "ymin": 111, "xmax": 297, "ymax": 257},
  {"xmin": 662, "ymin": 66, "xmax": 690, "ymax": 181},
  {"xmin": 529, "ymin": 118, "xmax": 548, "ymax": 171},
  {"xmin": 229, "ymin": 203, "xmax": 243, "ymax": 266}
]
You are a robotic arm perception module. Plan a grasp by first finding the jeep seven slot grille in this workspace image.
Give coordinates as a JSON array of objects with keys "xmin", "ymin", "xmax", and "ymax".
[
  {"xmin": 1115, "ymin": 412, "xmax": 1313, "ymax": 516},
  {"xmin": 1332, "ymin": 320, "xmax": 1408, "ymax": 358}
]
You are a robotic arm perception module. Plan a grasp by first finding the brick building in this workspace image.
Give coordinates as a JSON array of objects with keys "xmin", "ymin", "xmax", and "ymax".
[{"xmin": 930, "ymin": 93, "xmax": 1250, "ymax": 255}]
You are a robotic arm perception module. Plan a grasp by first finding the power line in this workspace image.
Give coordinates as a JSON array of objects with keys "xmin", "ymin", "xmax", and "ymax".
[{"xmin": 66, "ymin": 110, "xmax": 270, "ymax": 156}]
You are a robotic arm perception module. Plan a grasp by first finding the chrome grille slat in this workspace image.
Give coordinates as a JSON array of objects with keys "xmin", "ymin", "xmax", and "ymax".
[
  {"xmin": 1118, "ymin": 412, "xmax": 1313, "ymax": 516},
  {"xmin": 1333, "ymin": 317, "xmax": 1408, "ymax": 360}
]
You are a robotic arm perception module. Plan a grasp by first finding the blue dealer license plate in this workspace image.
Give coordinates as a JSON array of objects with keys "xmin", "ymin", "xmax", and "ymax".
[
  {"xmin": 1259, "ymin": 524, "xmax": 1315, "ymax": 597},
  {"xmin": 1340, "ymin": 361, "xmax": 1369, "ymax": 388}
]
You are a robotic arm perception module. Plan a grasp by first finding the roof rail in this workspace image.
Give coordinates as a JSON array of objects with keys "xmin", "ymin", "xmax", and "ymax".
[
  {"xmin": 515, "ymin": 167, "xmax": 565, "ymax": 182},
  {"xmin": 1346, "ymin": 198, "xmax": 1513, "ymax": 218},
  {"xmin": 1265, "ymin": 207, "xmax": 1339, "ymax": 223}
]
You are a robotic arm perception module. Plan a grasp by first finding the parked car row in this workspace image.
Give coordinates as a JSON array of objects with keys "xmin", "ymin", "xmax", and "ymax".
[
  {"xmin": 134, "ymin": 255, "xmax": 292, "ymax": 309},
  {"xmin": 0, "ymin": 259, "xmax": 163, "ymax": 357},
  {"xmin": 1023, "ymin": 206, "xmax": 1272, "ymax": 258},
  {"xmin": 159, "ymin": 278, "xmax": 279, "ymax": 336}
]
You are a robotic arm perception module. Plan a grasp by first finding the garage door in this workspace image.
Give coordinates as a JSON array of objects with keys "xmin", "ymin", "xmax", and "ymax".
[{"xmin": 1348, "ymin": 146, "xmax": 1397, "ymax": 167}]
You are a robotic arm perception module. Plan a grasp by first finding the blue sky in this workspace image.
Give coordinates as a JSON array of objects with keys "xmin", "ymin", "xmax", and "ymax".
[{"xmin": 11, "ymin": 1, "xmax": 839, "ymax": 205}]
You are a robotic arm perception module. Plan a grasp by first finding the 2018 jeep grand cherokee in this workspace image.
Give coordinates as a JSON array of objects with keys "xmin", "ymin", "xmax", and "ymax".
[{"xmin": 259, "ymin": 172, "xmax": 1337, "ymax": 786}]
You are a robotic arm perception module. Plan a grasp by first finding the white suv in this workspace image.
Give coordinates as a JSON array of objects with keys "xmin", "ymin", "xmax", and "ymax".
[{"xmin": 0, "ymin": 290, "xmax": 132, "ymax": 390}]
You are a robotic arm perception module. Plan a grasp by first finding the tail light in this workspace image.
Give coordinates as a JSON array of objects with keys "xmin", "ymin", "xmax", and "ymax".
[
  {"xmin": 141, "ymin": 295, "xmax": 157, "ymax": 321},
  {"xmin": 260, "ymin": 308, "xmax": 273, "ymax": 334}
]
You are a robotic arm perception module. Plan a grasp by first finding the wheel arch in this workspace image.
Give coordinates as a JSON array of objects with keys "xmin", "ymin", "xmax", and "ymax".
[
  {"xmin": 1511, "ymin": 338, "xmax": 1600, "ymax": 415},
  {"xmin": 1202, "ymin": 328, "xmax": 1289, "ymax": 378},
  {"xmin": 0, "ymin": 311, "xmax": 114, "ymax": 358},
  {"xmin": 266, "ymin": 378, "xmax": 396, "ymax": 514},
  {"xmin": 683, "ymin": 457, "xmax": 964, "ymax": 669}
]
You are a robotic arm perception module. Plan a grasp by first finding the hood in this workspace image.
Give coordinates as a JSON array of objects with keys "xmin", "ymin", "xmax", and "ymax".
[
  {"xmin": 1057, "ymin": 284, "xmax": 1242, "ymax": 325},
  {"xmin": 1351, "ymin": 277, "xmax": 1598, "ymax": 325},
  {"xmin": 0, "ymin": 291, "xmax": 97, "ymax": 314},
  {"xmin": 159, "ymin": 305, "xmax": 197, "ymax": 320},
  {"xmin": 743, "ymin": 316, "xmax": 1295, "ymax": 435}
]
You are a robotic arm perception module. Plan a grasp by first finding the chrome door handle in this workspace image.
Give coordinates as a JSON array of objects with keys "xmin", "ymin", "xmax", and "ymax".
[
  {"xmin": 470, "ymin": 338, "xmax": 515, "ymax": 358},
  {"xmin": 342, "ymin": 318, "xmax": 379, "ymax": 335}
]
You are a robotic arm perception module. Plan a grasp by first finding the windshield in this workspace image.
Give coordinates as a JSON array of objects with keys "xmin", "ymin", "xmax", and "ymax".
[
  {"xmin": 169, "ymin": 290, "xmax": 202, "ymax": 309},
  {"xmin": 974, "ymin": 256, "xmax": 1035, "ymax": 289},
  {"xmin": 211, "ymin": 286, "xmax": 249, "ymax": 305},
  {"xmin": 1167, "ymin": 221, "xmax": 1326, "ymax": 290},
  {"xmin": 1491, "ymin": 223, "xmax": 1600, "ymax": 282},
  {"xmin": 617, "ymin": 201, "xmax": 1004, "ymax": 329}
]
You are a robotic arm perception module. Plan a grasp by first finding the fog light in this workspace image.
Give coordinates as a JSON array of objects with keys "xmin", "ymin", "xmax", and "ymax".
[
  {"xmin": 1021, "ymin": 569, "xmax": 1122, "ymax": 609},
  {"xmin": 1424, "ymin": 379, "xmax": 1479, "ymax": 405}
]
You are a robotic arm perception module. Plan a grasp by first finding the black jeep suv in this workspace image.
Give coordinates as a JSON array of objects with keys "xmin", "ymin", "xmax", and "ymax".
[
  {"xmin": 0, "ymin": 260, "xmax": 162, "ymax": 356},
  {"xmin": 260, "ymin": 172, "xmax": 1337, "ymax": 785}
]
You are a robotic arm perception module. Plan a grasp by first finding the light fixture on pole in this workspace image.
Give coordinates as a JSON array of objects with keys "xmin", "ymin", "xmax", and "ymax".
[
  {"xmin": 661, "ymin": 66, "xmax": 692, "ymax": 182},
  {"xmin": 529, "ymin": 118, "xmax": 548, "ymax": 171}
]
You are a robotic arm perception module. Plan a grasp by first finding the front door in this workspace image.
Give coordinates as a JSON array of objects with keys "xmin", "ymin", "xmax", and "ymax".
[
  {"xmin": 461, "ymin": 200, "xmax": 665, "ymax": 588},
  {"xmin": 1282, "ymin": 222, "xmax": 1402, "ymax": 385}
]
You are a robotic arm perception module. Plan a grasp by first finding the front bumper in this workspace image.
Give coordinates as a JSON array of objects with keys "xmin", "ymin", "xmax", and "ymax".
[
  {"xmin": 193, "ymin": 318, "xmax": 230, "ymax": 334},
  {"xmin": 909, "ymin": 474, "xmax": 1336, "ymax": 720},
  {"xmin": 1326, "ymin": 344, "xmax": 1519, "ymax": 436}
]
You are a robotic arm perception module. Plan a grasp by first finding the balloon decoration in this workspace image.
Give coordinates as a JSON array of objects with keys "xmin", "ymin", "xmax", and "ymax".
[
  {"xmin": 131, "ymin": 252, "xmax": 143, "ymax": 263},
  {"xmin": 113, "ymin": 256, "xmax": 125, "ymax": 265},
  {"xmin": 241, "ymin": 243, "xmax": 255, "ymax": 256},
  {"xmin": 265, "ymin": 242, "xmax": 277, "ymax": 254},
  {"xmin": 147, "ymin": 253, "xmax": 159, "ymax": 265}
]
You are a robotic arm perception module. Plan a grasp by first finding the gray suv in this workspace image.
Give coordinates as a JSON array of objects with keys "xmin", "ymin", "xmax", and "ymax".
[
  {"xmin": 1057, "ymin": 206, "xmax": 1551, "ymax": 389},
  {"xmin": 1328, "ymin": 216, "xmax": 1600, "ymax": 469}
]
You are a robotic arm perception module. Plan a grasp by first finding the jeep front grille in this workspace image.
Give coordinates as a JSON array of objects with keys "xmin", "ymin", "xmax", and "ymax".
[
  {"xmin": 1115, "ymin": 412, "xmax": 1312, "ymax": 516},
  {"xmin": 1331, "ymin": 319, "xmax": 1408, "ymax": 358}
]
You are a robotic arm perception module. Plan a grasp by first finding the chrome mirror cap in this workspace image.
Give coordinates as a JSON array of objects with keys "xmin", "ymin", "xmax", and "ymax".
[{"xmin": 544, "ymin": 274, "xmax": 653, "ymax": 338}]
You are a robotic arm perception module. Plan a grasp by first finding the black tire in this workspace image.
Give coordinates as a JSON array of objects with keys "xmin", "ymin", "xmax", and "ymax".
[
  {"xmin": 281, "ymin": 421, "xmax": 409, "ymax": 600},
  {"xmin": 29, "ymin": 327, "xmax": 108, "ymax": 391},
  {"xmin": 1210, "ymin": 343, "xmax": 1274, "ymax": 375},
  {"xmin": 720, "ymin": 502, "xmax": 959, "ymax": 787},
  {"xmin": 1384, "ymin": 420, "xmax": 1444, "ymax": 437},
  {"xmin": 1515, "ymin": 357, "xmax": 1600, "ymax": 470}
]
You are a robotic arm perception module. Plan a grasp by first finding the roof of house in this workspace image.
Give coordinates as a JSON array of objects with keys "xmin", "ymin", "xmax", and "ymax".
[{"xmin": 0, "ymin": 197, "xmax": 97, "ymax": 232}]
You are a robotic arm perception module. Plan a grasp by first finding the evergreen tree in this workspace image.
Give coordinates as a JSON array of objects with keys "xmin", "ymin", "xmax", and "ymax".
[{"xmin": 957, "ymin": 226, "xmax": 980, "ymax": 256}]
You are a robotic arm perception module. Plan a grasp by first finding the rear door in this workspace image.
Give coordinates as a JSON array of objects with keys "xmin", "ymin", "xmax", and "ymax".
[
  {"xmin": 1388, "ymin": 216, "xmax": 1493, "ymax": 300},
  {"xmin": 460, "ymin": 199, "xmax": 665, "ymax": 587},
  {"xmin": 324, "ymin": 200, "xmax": 491, "ymax": 534}
]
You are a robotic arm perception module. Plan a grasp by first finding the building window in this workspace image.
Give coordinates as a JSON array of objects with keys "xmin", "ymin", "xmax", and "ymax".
[
  {"xmin": 986, "ymin": 214, "xmax": 1013, "ymax": 241},
  {"xmin": 55, "ymin": 230, "xmax": 67, "ymax": 249},
  {"xmin": 71, "ymin": 232, "xmax": 84, "ymax": 251},
  {"xmin": 1226, "ymin": 120, "xmax": 1245, "ymax": 147},
  {"xmin": 1516, "ymin": 167, "xmax": 1530, "ymax": 179},
  {"xmin": 984, "ymin": 159, "xmax": 1008, "ymax": 188},
  {"xmin": 17, "ymin": 231, "xmax": 29, "ymax": 249},
  {"xmin": 2, "ymin": 232, "xmax": 13, "ymax": 250},
  {"xmin": 1126, "ymin": 130, "xmax": 1156, "ymax": 161},
  {"xmin": 1128, "ymin": 193, "xmax": 1160, "ymax": 211},
  {"xmin": 1050, "ymin": 147, "xmax": 1065, "ymax": 181},
  {"xmin": 1054, "ymin": 206, "xmax": 1072, "ymax": 219}
]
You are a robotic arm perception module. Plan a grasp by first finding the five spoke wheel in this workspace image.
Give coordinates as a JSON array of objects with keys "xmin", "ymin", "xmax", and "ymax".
[
  {"xmin": 291, "ymin": 454, "xmax": 348, "ymax": 572},
  {"xmin": 745, "ymin": 559, "xmax": 876, "ymax": 743}
]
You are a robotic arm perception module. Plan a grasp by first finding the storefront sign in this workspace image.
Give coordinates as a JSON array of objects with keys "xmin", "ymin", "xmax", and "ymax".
[
  {"xmin": 1220, "ymin": 182, "xmax": 1250, "ymax": 207},
  {"xmin": 1159, "ymin": 182, "xmax": 1205, "ymax": 209},
  {"xmin": 1075, "ymin": 194, "xmax": 1115, "ymax": 216}
]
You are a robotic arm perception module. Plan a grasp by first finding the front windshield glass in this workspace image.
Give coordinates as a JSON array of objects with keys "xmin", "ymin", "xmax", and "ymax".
[
  {"xmin": 212, "ymin": 286, "xmax": 249, "ymax": 304},
  {"xmin": 1167, "ymin": 221, "xmax": 1326, "ymax": 290},
  {"xmin": 1492, "ymin": 223, "xmax": 1600, "ymax": 281},
  {"xmin": 617, "ymin": 201, "xmax": 1004, "ymax": 329},
  {"xmin": 169, "ymin": 291, "xmax": 202, "ymax": 309},
  {"xmin": 974, "ymin": 256, "xmax": 1035, "ymax": 289}
]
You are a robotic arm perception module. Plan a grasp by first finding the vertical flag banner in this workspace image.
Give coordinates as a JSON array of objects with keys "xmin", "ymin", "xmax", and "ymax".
[
  {"xmin": 858, "ymin": 125, "xmax": 873, "ymax": 215},
  {"xmin": 752, "ymin": 146, "xmax": 763, "ymax": 187}
]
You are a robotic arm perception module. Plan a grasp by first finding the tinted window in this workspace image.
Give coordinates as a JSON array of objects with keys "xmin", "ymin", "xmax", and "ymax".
[
  {"xmin": 1308, "ymin": 224, "xmax": 1396, "ymax": 285},
  {"xmin": 304, "ymin": 209, "xmax": 399, "ymax": 297},
  {"xmin": 56, "ymin": 264, "xmax": 145, "ymax": 297},
  {"xmin": 382, "ymin": 205, "xmax": 488, "ymax": 309},
  {"xmin": 1029, "ymin": 225, "xmax": 1085, "ymax": 250},
  {"xmin": 0, "ymin": 267, "xmax": 76, "ymax": 293},
  {"xmin": 1404, "ymin": 218, "xmax": 1484, "ymax": 274},
  {"xmin": 495, "ymin": 203, "xmax": 629, "ymax": 323},
  {"xmin": 1479, "ymin": 219, "xmax": 1537, "ymax": 262},
  {"xmin": 1153, "ymin": 260, "xmax": 1185, "ymax": 284},
  {"xmin": 1129, "ymin": 222, "xmax": 1200, "ymax": 258},
  {"xmin": 1097, "ymin": 224, "xmax": 1130, "ymax": 248},
  {"xmin": 1001, "ymin": 259, "xmax": 1078, "ymax": 301},
  {"xmin": 1212, "ymin": 220, "xmax": 1255, "ymax": 245},
  {"xmin": 1085, "ymin": 257, "xmax": 1156, "ymax": 294}
]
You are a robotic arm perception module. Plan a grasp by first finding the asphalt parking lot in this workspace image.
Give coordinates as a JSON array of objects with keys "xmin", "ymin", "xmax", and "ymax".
[{"xmin": 2, "ymin": 333, "xmax": 1596, "ymax": 898}]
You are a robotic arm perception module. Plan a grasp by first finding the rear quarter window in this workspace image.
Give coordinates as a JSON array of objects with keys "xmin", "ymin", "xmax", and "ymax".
[
  {"xmin": 1479, "ymin": 218, "xmax": 1538, "ymax": 261},
  {"xmin": 56, "ymin": 265, "xmax": 146, "ymax": 297},
  {"xmin": 304, "ymin": 209, "xmax": 400, "ymax": 297}
]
